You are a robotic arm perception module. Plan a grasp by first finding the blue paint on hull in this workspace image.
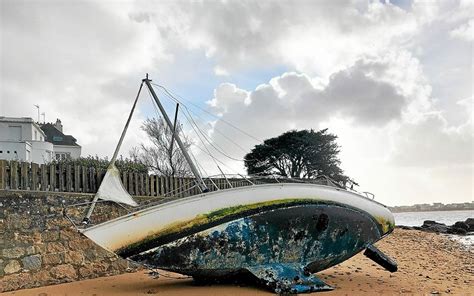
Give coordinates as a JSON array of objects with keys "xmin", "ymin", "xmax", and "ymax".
[{"xmin": 132, "ymin": 204, "xmax": 383, "ymax": 293}]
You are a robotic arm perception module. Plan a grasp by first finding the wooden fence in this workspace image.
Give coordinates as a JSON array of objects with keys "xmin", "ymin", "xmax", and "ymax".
[{"xmin": 0, "ymin": 160, "xmax": 252, "ymax": 197}]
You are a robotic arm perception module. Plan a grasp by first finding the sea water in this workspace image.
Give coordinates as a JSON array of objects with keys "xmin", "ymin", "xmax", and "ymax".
[
  {"xmin": 393, "ymin": 210, "xmax": 473, "ymax": 248},
  {"xmin": 393, "ymin": 210, "xmax": 473, "ymax": 226}
]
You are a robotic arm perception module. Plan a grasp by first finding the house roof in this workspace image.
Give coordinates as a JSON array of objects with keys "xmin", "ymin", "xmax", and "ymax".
[
  {"xmin": 40, "ymin": 123, "xmax": 80, "ymax": 146},
  {"xmin": 0, "ymin": 116, "xmax": 35, "ymax": 123}
]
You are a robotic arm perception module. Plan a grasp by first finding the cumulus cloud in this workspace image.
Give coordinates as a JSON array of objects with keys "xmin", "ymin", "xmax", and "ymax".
[
  {"xmin": 129, "ymin": 0, "xmax": 427, "ymax": 77},
  {"xmin": 209, "ymin": 58, "xmax": 413, "ymax": 137},
  {"xmin": 392, "ymin": 114, "xmax": 473, "ymax": 167},
  {"xmin": 450, "ymin": 19, "xmax": 473, "ymax": 41}
]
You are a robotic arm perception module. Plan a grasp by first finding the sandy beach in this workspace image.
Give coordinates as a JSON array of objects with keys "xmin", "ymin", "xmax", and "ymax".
[{"xmin": 2, "ymin": 229, "xmax": 473, "ymax": 296}]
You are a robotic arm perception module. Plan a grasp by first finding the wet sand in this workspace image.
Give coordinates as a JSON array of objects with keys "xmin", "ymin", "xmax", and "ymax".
[{"xmin": 2, "ymin": 229, "xmax": 473, "ymax": 295}]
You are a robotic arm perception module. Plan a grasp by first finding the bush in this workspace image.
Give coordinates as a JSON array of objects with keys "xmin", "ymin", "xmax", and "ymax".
[{"xmin": 47, "ymin": 155, "xmax": 148, "ymax": 174}]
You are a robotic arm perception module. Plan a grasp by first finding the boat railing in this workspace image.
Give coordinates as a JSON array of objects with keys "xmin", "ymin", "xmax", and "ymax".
[
  {"xmin": 64, "ymin": 173, "xmax": 374, "ymax": 229},
  {"xmin": 140, "ymin": 173, "xmax": 367, "ymax": 203}
]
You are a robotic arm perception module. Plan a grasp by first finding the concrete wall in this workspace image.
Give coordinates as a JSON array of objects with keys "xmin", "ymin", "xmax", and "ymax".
[
  {"xmin": 30, "ymin": 141, "xmax": 54, "ymax": 163},
  {"xmin": 0, "ymin": 140, "xmax": 54, "ymax": 164},
  {"xmin": 0, "ymin": 118, "xmax": 44, "ymax": 142},
  {"xmin": 0, "ymin": 141, "xmax": 30, "ymax": 162},
  {"xmin": 0, "ymin": 191, "xmax": 142, "ymax": 292}
]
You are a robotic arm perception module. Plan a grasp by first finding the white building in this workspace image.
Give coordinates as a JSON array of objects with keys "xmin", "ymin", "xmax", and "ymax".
[{"xmin": 0, "ymin": 117, "xmax": 81, "ymax": 164}]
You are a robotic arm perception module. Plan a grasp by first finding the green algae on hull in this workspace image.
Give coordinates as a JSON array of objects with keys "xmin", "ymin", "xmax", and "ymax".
[
  {"xmin": 118, "ymin": 198, "xmax": 314, "ymax": 255},
  {"xmin": 117, "ymin": 198, "xmax": 387, "ymax": 257},
  {"xmin": 374, "ymin": 215, "xmax": 395, "ymax": 234}
]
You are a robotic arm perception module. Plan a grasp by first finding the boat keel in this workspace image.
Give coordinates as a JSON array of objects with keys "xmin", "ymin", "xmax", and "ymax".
[
  {"xmin": 363, "ymin": 244, "xmax": 398, "ymax": 272},
  {"xmin": 247, "ymin": 263, "xmax": 333, "ymax": 294}
]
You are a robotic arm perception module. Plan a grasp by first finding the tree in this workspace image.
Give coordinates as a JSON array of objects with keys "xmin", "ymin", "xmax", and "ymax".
[
  {"xmin": 244, "ymin": 129, "xmax": 351, "ymax": 184},
  {"xmin": 131, "ymin": 117, "xmax": 192, "ymax": 177}
]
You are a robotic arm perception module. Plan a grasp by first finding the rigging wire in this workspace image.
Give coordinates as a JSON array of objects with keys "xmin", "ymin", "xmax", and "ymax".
[
  {"xmin": 191, "ymin": 142, "xmax": 254, "ymax": 185},
  {"xmin": 158, "ymin": 91, "xmax": 250, "ymax": 154},
  {"xmin": 155, "ymin": 86, "xmax": 260, "ymax": 163},
  {"xmin": 181, "ymin": 106, "xmax": 248, "ymax": 162},
  {"xmin": 145, "ymin": 82, "xmax": 257, "ymax": 184},
  {"xmin": 179, "ymin": 107, "xmax": 226, "ymax": 175},
  {"xmin": 151, "ymin": 82, "xmax": 262, "ymax": 142}
]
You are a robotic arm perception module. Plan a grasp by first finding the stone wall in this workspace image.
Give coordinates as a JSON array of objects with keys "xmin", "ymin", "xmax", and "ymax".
[{"xmin": 0, "ymin": 190, "xmax": 144, "ymax": 292}]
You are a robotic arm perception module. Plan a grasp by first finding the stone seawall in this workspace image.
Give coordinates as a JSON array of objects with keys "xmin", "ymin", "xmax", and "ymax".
[{"xmin": 0, "ymin": 190, "xmax": 145, "ymax": 292}]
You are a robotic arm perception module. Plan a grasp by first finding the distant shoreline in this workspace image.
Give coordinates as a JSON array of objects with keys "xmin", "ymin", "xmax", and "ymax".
[{"xmin": 390, "ymin": 208, "xmax": 473, "ymax": 213}]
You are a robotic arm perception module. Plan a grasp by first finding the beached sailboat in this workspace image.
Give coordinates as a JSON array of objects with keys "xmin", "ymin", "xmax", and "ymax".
[{"xmin": 77, "ymin": 75, "xmax": 397, "ymax": 294}]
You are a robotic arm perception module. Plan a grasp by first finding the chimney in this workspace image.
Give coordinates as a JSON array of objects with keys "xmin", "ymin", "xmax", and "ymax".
[{"xmin": 54, "ymin": 118, "xmax": 63, "ymax": 132}]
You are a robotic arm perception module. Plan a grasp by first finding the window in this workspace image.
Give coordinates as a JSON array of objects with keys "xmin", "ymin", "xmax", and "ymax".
[
  {"xmin": 0, "ymin": 151, "xmax": 2, "ymax": 153},
  {"xmin": 55, "ymin": 152, "xmax": 71, "ymax": 161},
  {"xmin": 53, "ymin": 136, "xmax": 63, "ymax": 142},
  {"xmin": 35, "ymin": 130, "xmax": 38, "ymax": 140},
  {"xmin": 7, "ymin": 151, "xmax": 10, "ymax": 154}
]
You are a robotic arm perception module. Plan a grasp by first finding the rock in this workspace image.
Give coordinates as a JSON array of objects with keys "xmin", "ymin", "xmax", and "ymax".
[
  {"xmin": 452, "ymin": 221, "xmax": 469, "ymax": 231},
  {"xmin": 422, "ymin": 220, "xmax": 446, "ymax": 228},
  {"xmin": 64, "ymin": 251, "xmax": 84, "ymax": 265},
  {"xmin": 465, "ymin": 218, "xmax": 474, "ymax": 231},
  {"xmin": 41, "ymin": 230, "xmax": 60, "ymax": 242},
  {"xmin": 78, "ymin": 266, "xmax": 93, "ymax": 278},
  {"xmin": 32, "ymin": 270, "xmax": 51, "ymax": 283},
  {"xmin": 59, "ymin": 229, "xmax": 77, "ymax": 241},
  {"xmin": 49, "ymin": 264, "xmax": 77, "ymax": 280},
  {"xmin": 3, "ymin": 247, "xmax": 25, "ymax": 259},
  {"xmin": 425, "ymin": 224, "xmax": 449, "ymax": 234},
  {"xmin": 4, "ymin": 260, "xmax": 21, "ymax": 274},
  {"xmin": 83, "ymin": 249, "xmax": 98, "ymax": 261},
  {"xmin": 109, "ymin": 259, "xmax": 129, "ymax": 271},
  {"xmin": 42, "ymin": 253, "xmax": 63, "ymax": 265},
  {"xmin": 21, "ymin": 255, "xmax": 42, "ymax": 271},
  {"xmin": 46, "ymin": 242, "xmax": 65, "ymax": 253},
  {"xmin": 1, "ymin": 272, "xmax": 33, "ymax": 291},
  {"xmin": 25, "ymin": 246, "xmax": 36, "ymax": 255},
  {"xmin": 447, "ymin": 227, "xmax": 467, "ymax": 235}
]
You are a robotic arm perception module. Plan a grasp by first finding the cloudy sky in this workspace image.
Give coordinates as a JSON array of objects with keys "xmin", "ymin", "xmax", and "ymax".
[{"xmin": 1, "ymin": 0, "xmax": 472, "ymax": 206}]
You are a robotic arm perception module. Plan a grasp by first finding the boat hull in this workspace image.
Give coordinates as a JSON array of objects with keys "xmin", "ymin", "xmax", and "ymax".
[
  {"xmin": 81, "ymin": 183, "xmax": 395, "ymax": 293},
  {"xmin": 133, "ymin": 203, "xmax": 382, "ymax": 272}
]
